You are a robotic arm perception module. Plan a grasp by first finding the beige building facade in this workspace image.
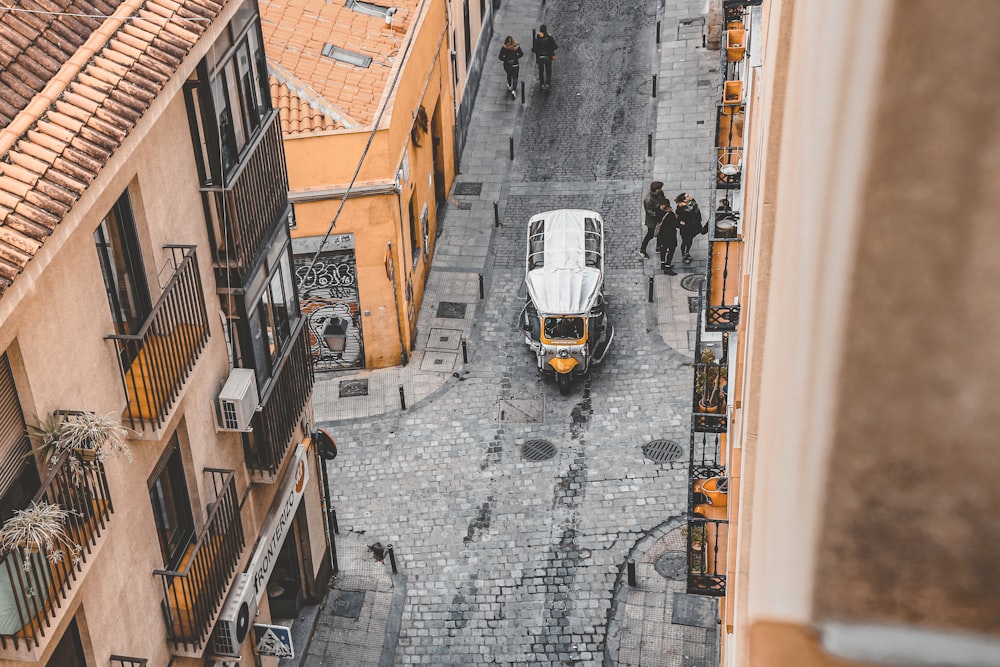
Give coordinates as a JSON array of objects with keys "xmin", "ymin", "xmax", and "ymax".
[
  {"xmin": 696, "ymin": 0, "xmax": 1000, "ymax": 665},
  {"xmin": 0, "ymin": 0, "xmax": 327, "ymax": 664}
]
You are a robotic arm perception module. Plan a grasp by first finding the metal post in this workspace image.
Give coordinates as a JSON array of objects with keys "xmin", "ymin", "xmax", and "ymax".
[
  {"xmin": 318, "ymin": 450, "xmax": 339, "ymax": 574},
  {"xmin": 479, "ymin": 273, "xmax": 485, "ymax": 299},
  {"xmin": 399, "ymin": 385, "xmax": 407, "ymax": 410},
  {"xmin": 520, "ymin": 81, "xmax": 525, "ymax": 103},
  {"xmin": 652, "ymin": 75, "xmax": 657, "ymax": 98},
  {"xmin": 647, "ymin": 133, "xmax": 652, "ymax": 157},
  {"xmin": 627, "ymin": 561, "xmax": 637, "ymax": 587},
  {"xmin": 494, "ymin": 201, "xmax": 500, "ymax": 227},
  {"xmin": 461, "ymin": 338, "xmax": 468, "ymax": 364},
  {"xmin": 648, "ymin": 276, "xmax": 654, "ymax": 303},
  {"xmin": 509, "ymin": 137, "xmax": 514, "ymax": 160},
  {"xmin": 387, "ymin": 544, "xmax": 398, "ymax": 574},
  {"xmin": 656, "ymin": 21, "xmax": 661, "ymax": 44}
]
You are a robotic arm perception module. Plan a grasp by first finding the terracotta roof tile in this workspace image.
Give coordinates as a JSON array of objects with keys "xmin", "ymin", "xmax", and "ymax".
[
  {"xmin": 0, "ymin": 0, "xmax": 226, "ymax": 298},
  {"xmin": 260, "ymin": 0, "xmax": 420, "ymax": 133}
]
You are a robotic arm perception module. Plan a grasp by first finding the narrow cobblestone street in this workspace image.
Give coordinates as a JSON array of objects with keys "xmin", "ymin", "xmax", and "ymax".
[{"xmin": 311, "ymin": 0, "xmax": 721, "ymax": 663}]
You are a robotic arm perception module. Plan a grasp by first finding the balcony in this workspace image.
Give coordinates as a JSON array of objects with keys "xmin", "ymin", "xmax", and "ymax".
[
  {"xmin": 153, "ymin": 469, "xmax": 243, "ymax": 656},
  {"xmin": 706, "ymin": 238, "xmax": 742, "ymax": 331},
  {"xmin": 686, "ymin": 518, "xmax": 729, "ymax": 596},
  {"xmin": 106, "ymin": 246, "xmax": 210, "ymax": 432},
  {"xmin": 0, "ymin": 452, "xmax": 113, "ymax": 655},
  {"xmin": 204, "ymin": 112, "xmax": 290, "ymax": 283},
  {"xmin": 716, "ymin": 102, "xmax": 744, "ymax": 190},
  {"xmin": 693, "ymin": 331, "xmax": 730, "ymax": 433},
  {"xmin": 245, "ymin": 320, "xmax": 314, "ymax": 480}
]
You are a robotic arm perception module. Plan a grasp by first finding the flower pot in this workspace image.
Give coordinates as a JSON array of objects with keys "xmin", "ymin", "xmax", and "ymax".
[
  {"xmin": 726, "ymin": 29, "xmax": 746, "ymax": 61},
  {"xmin": 698, "ymin": 400, "xmax": 721, "ymax": 414},
  {"xmin": 74, "ymin": 447, "xmax": 98, "ymax": 463},
  {"xmin": 19, "ymin": 539, "xmax": 40, "ymax": 555},
  {"xmin": 724, "ymin": 80, "xmax": 743, "ymax": 103}
]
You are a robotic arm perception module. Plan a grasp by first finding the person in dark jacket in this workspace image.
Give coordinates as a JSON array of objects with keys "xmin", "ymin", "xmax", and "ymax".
[
  {"xmin": 656, "ymin": 201, "xmax": 679, "ymax": 274},
  {"xmin": 531, "ymin": 24, "xmax": 558, "ymax": 90},
  {"xmin": 640, "ymin": 180, "xmax": 670, "ymax": 259},
  {"xmin": 498, "ymin": 36, "xmax": 523, "ymax": 98},
  {"xmin": 675, "ymin": 193, "xmax": 703, "ymax": 263}
]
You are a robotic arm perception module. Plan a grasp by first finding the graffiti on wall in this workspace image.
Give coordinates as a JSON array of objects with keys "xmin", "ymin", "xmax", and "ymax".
[{"xmin": 294, "ymin": 250, "xmax": 365, "ymax": 371}]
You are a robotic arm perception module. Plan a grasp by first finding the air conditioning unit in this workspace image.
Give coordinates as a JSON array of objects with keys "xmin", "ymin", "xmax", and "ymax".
[
  {"xmin": 212, "ymin": 574, "xmax": 253, "ymax": 657},
  {"xmin": 216, "ymin": 368, "xmax": 259, "ymax": 432}
]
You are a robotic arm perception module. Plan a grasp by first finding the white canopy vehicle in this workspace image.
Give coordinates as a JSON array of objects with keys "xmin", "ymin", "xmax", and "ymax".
[{"xmin": 519, "ymin": 209, "xmax": 614, "ymax": 394}]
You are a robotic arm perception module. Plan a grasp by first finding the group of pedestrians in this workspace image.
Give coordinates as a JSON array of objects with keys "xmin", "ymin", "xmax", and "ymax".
[
  {"xmin": 498, "ymin": 24, "xmax": 558, "ymax": 97},
  {"xmin": 640, "ymin": 181, "xmax": 703, "ymax": 275}
]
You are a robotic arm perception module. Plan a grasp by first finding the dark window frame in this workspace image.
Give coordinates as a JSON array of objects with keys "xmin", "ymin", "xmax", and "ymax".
[
  {"xmin": 148, "ymin": 435, "xmax": 195, "ymax": 569},
  {"xmin": 94, "ymin": 190, "xmax": 152, "ymax": 339}
]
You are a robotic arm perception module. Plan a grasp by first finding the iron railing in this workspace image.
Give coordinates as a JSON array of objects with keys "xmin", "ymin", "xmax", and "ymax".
[
  {"xmin": 0, "ymin": 452, "xmax": 113, "ymax": 650},
  {"xmin": 106, "ymin": 246, "xmax": 210, "ymax": 432},
  {"xmin": 692, "ymin": 330, "xmax": 730, "ymax": 433},
  {"xmin": 153, "ymin": 469, "xmax": 243, "ymax": 654},
  {"xmin": 706, "ymin": 239, "xmax": 742, "ymax": 331},
  {"xmin": 686, "ymin": 518, "xmax": 729, "ymax": 596},
  {"xmin": 203, "ymin": 112, "xmax": 290, "ymax": 278},
  {"xmin": 245, "ymin": 320, "xmax": 314, "ymax": 478},
  {"xmin": 110, "ymin": 657, "xmax": 148, "ymax": 667}
]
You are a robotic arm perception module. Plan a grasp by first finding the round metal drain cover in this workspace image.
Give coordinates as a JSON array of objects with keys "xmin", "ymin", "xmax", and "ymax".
[
  {"xmin": 643, "ymin": 439, "xmax": 684, "ymax": 463},
  {"xmin": 654, "ymin": 551, "xmax": 687, "ymax": 580},
  {"xmin": 521, "ymin": 439, "xmax": 557, "ymax": 461},
  {"xmin": 680, "ymin": 274, "xmax": 706, "ymax": 292}
]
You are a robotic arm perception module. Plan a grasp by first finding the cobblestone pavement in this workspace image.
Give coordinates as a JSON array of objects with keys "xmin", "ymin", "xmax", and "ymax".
[{"xmin": 307, "ymin": 0, "xmax": 723, "ymax": 664}]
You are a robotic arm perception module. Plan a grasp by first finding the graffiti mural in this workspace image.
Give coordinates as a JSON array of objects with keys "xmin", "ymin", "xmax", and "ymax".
[{"xmin": 294, "ymin": 249, "xmax": 365, "ymax": 371}]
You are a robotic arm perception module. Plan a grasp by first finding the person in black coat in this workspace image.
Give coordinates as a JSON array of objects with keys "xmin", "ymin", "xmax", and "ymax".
[
  {"xmin": 531, "ymin": 24, "xmax": 558, "ymax": 90},
  {"xmin": 675, "ymin": 193, "xmax": 703, "ymax": 263},
  {"xmin": 640, "ymin": 180, "xmax": 670, "ymax": 259},
  {"xmin": 656, "ymin": 201, "xmax": 679, "ymax": 274},
  {"xmin": 498, "ymin": 36, "xmax": 523, "ymax": 98}
]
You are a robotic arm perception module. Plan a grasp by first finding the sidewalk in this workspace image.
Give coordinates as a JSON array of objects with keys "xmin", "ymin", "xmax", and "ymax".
[{"xmin": 300, "ymin": 0, "xmax": 722, "ymax": 663}]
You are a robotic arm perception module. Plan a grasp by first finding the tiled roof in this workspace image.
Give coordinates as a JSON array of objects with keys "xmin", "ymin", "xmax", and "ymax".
[
  {"xmin": 0, "ymin": 0, "xmax": 225, "ymax": 299},
  {"xmin": 268, "ymin": 64, "xmax": 349, "ymax": 135},
  {"xmin": 259, "ymin": 0, "xmax": 419, "ymax": 136}
]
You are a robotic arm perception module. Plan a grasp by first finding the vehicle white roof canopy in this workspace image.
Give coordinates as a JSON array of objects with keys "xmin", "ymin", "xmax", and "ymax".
[{"xmin": 524, "ymin": 209, "xmax": 604, "ymax": 315}]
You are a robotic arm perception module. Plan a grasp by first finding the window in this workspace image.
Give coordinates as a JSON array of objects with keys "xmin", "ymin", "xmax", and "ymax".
[
  {"xmin": 320, "ymin": 44, "xmax": 373, "ymax": 68},
  {"xmin": 0, "ymin": 352, "xmax": 38, "ymax": 516},
  {"xmin": 408, "ymin": 198, "xmax": 419, "ymax": 265},
  {"xmin": 45, "ymin": 618, "xmax": 86, "ymax": 667},
  {"xmin": 245, "ymin": 243, "xmax": 300, "ymax": 386},
  {"xmin": 463, "ymin": 1, "xmax": 471, "ymax": 68},
  {"xmin": 94, "ymin": 191, "xmax": 151, "ymax": 337},
  {"xmin": 345, "ymin": 0, "xmax": 392, "ymax": 18},
  {"xmin": 149, "ymin": 436, "xmax": 194, "ymax": 568}
]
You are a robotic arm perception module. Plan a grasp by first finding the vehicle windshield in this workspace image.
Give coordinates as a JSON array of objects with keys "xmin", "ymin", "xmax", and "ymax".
[{"xmin": 543, "ymin": 317, "xmax": 584, "ymax": 340}]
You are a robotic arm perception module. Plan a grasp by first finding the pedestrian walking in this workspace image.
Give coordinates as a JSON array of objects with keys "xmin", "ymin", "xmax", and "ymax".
[
  {"xmin": 656, "ymin": 201, "xmax": 679, "ymax": 274},
  {"xmin": 532, "ymin": 24, "xmax": 558, "ymax": 90},
  {"xmin": 498, "ymin": 36, "xmax": 523, "ymax": 98},
  {"xmin": 675, "ymin": 193, "xmax": 703, "ymax": 263},
  {"xmin": 640, "ymin": 180, "xmax": 670, "ymax": 259}
]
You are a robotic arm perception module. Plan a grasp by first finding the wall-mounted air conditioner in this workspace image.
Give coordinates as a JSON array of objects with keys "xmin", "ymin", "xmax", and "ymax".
[
  {"xmin": 215, "ymin": 368, "xmax": 259, "ymax": 432},
  {"xmin": 211, "ymin": 574, "xmax": 253, "ymax": 657}
]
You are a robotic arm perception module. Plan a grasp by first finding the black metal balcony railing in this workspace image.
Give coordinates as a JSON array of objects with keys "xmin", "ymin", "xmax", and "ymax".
[
  {"xmin": 153, "ymin": 469, "xmax": 243, "ymax": 654},
  {"xmin": 686, "ymin": 518, "xmax": 729, "ymax": 596},
  {"xmin": 706, "ymin": 239, "xmax": 742, "ymax": 331},
  {"xmin": 0, "ymin": 452, "xmax": 113, "ymax": 650},
  {"xmin": 245, "ymin": 320, "xmax": 314, "ymax": 478},
  {"xmin": 110, "ymin": 657, "xmax": 148, "ymax": 667},
  {"xmin": 205, "ymin": 112, "xmax": 289, "ymax": 276},
  {"xmin": 106, "ymin": 246, "xmax": 210, "ymax": 432},
  {"xmin": 692, "ymin": 332, "xmax": 729, "ymax": 433}
]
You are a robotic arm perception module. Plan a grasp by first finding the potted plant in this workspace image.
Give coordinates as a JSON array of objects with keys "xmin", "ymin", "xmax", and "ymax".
[
  {"xmin": 695, "ymin": 348, "xmax": 727, "ymax": 413},
  {"xmin": 0, "ymin": 502, "xmax": 82, "ymax": 572},
  {"xmin": 31, "ymin": 411, "xmax": 133, "ymax": 467}
]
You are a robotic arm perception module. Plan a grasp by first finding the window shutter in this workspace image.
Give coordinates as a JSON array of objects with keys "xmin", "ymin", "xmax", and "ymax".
[{"xmin": 0, "ymin": 353, "xmax": 31, "ymax": 497}]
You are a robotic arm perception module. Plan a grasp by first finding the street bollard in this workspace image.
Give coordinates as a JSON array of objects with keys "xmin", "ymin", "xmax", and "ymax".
[
  {"xmin": 647, "ymin": 133, "xmax": 653, "ymax": 157},
  {"xmin": 652, "ymin": 75, "xmax": 657, "ymax": 98},
  {"xmin": 399, "ymin": 385, "xmax": 406, "ymax": 410},
  {"xmin": 656, "ymin": 21, "xmax": 661, "ymax": 44},
  {"xmin": 509, "ymin": 136, "xmax": 514, "ymax": 160},
  {"xmin": 387, "ymin": 544, "xmax": 399, "ymax": 574},
  {"xmin": 479, "ymin": 273, "xmax": 485, "ymax": 299},
  {"xmin": 462, "ymin": 338, "xmax": 469, "ymax": 364},
  {"xmin": 494, "ymin": 201, "xmax": 500, "ymax": 227},
  {"xmin": 331, "ymin": 508, "xmax": 340, "ymax": 535},
  {"xmin": 627, "ymin": 561, "xmax": 637, "ymax": 587},
  {"xmin": 648, "ymin": 276, "xmax": 654, "ymax": 302},
  {"xmin": 521, "ymin": 81, "xmax": 525, "ymax": 104}
]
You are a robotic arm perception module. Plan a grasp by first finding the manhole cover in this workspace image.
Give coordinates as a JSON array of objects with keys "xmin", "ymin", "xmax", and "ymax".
[
  {"xmin": 339, "ymin": 379, "xmax": 369, "ymax": 397},
  {"xmin": 454, "ymin": 182, "xmax": 483, "ymax": 196},
  {"xmin": 521, "ymin": 439, "xmax": 557, "ymax": 461},
  {"xmin": 680, "ymin": 275, "xmax": 706, "ymax": 292},
  {"xmin": 643, "ymin": 439, "xmax": 684, "ymax": 463},
  {"xmin": 329, "ymin": 590, "xmax": 365, "ymax": 619},
  {"xmin": 655, "ymin": 551, "xmax": 688, "ymax": 580},
  {"xmin": 672, "ymin": 593, "xmax": 717, "ymax": 629},
  {"xmin": 436, "ymin": 301, "xmax": 468, "ymax": 319}
]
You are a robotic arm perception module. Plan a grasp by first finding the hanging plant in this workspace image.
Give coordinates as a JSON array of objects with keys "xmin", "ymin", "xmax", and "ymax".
[
  {"xmin": 30, "ymin": 411, "xmax": 133, "ymax": 468},
  {"xmin": 0, "ymin": 502, "xmax": 82, "ymax": 572}
]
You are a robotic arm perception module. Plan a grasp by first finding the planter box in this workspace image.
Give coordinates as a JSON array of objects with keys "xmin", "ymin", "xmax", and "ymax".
[
  {"xmin": 726, "ymin": 29, "xmax": 746, "ymax": 61},
  {"xmin": 724, "ymin": 80, "xmax": 743, "ymax": 104}
]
